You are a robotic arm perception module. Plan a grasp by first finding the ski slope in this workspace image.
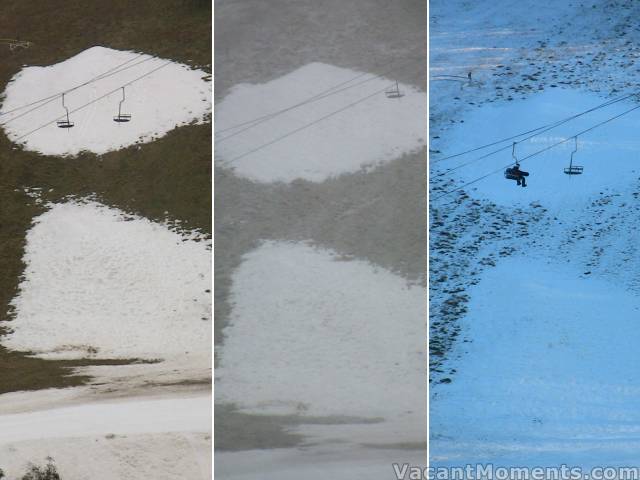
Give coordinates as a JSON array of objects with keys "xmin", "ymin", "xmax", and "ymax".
[
  {"xmin": 0, "ymin": 393, "xmax": 211, "ymax": 480},
  {"xmin": 430, "ymin": 0, "xmax": 640, "ymax": 469},
  {"xmin": 431, "ymin": 258, "xmax": 640, "ymax": 467},
  {"xmin": 1, "ymin": 200, "xmax": 211, "ymax": 376},
  {"xmin": 0, "ymin": 201, "xmax": 212, "ymax": 478},
  {"xmin": 216, "ymin": 241, "xmax": 426, "ymax": 478},
  {"xmin": 216, "ymin": 240, "xmax": 427, "ymax": 446}
]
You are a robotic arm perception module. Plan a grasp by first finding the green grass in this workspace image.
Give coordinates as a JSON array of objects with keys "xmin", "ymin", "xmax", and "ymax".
[{"xmin": 0, "ymin": 0, "xmax": 211, "ymax": 394}]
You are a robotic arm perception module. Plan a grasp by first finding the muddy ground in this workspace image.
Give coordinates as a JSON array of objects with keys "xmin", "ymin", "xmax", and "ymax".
[
  {"xmin": 214, "ymin": 0, "xmax": 427, "ymax": 451},
  {"xmin": 0, "ymin": 0, "xmax": 211, "ymax": 393}
]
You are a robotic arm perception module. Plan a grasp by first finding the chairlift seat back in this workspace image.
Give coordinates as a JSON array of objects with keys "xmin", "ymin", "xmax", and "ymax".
[
  {"xmin": 564, "ymin": 165, "xmax": 584, "ymax": 175},
  {"xmin": 385, "ymin": 81, "xmax": 404, "ymax": 99},
  {"xmin": 56, "ymin": 120, "xmax": 74, "ymax": 128},
  {"xmin": 113, "ymin": 113, "xmax": 132, "ymax": 123},
  {"xmin": 385, "ymin": 90, "xmax": 404, "ymax": 98}
]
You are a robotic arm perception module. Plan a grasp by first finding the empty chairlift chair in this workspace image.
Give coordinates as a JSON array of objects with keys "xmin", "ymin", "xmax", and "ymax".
[
  {"xmin": 56, "ymin": 93, "xmax": 74, "ymax": 129},
  {"xmin": 564, "ymin": 136, "xmax": 583, "ymax": 175},
  {"xmin": 113, "ymin": 87, "xmax": 132, "ymax": 123},
  {"xmin": 385, "ymin": 80, "xmax": 404, "ymax": 99}
]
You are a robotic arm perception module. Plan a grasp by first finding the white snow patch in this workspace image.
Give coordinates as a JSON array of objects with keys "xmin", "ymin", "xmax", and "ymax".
[
  {"xmin": 215, "ymin": 62, "xmax": 427, "ymax": 183},
  {"xmin": 435, "ymin": 89, "xmax": 640, "ymax": 209},
  {"xmin": 0, "ymin": 200, "xmax": 211, "ymax": 368},
  {"xmin": 216, "ymin": 241, "xmax": 426, "ymax": 444},
  {"xmin": 430, "ymin": 257, "xmax": 640, "ymax": 467},
  {"xmin": 0, "ymin": 46, "xmax": 211, "ymax": 156}
]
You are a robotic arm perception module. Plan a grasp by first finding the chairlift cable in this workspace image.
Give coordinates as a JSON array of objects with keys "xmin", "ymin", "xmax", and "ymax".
[
  {"xmin": 0, "ymin": 54, "xmax": 153, "ymax": 123},
  {"xmin": 1, "ymin": 53, "xmax": 146, "ymax": 116},
  {"xmin": 215, "ymin": 72, "xmax": 376, "ymax": 142},
  {"xmin": 432, "ymin": 94, "xmax": 638, "ymax": 178},
  {"xmin": 432, "ymin": 102, "xmax": 640, "ymax": 202},
  {"xmin": 223, "ymin": 83, "xmax": 395, "ymax": 164},
  {"xmin": 215, "ymin": 56, "xmax": 420, "ymax": 141},
  {"xmin": 214, "ymin": 71, "xmax": 371, "ymax": 136},
  {"xmin": 519, "ymin": 103, "xmax": 640, "ymax": 162},
  {"xmin": 215, "ymin": 56, "xmax": 419, "ymax": 135},
  {"xmin": 13, "ymin": 61, "xmax": 172, "ymax": 142},
  {"xmin": 431, "ymin": 93, "xmax": 637, "ymax": 164}
]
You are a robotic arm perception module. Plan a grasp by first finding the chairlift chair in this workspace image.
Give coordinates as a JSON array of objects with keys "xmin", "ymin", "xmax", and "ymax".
[
  {"xmin": 56, "ymin": 93, "xmax": 74, "ymax": 128},
  {"xmin": 385, "ymin": 80, "xmax": 404, "ymax": 99},
  {"xmin": 564, "ymin": 136, "xmax": 584, "ymax": 175},
  {"xmin": 113, "ymin": 87, "xmax": 132, "ymax": 123},
  {"xmin": 504, "ymin": 165, "xmax": 530, "ymax": 180},
  {"xmin": 504, "ymin": 142, "xmax": 529, "ymax": 186}
]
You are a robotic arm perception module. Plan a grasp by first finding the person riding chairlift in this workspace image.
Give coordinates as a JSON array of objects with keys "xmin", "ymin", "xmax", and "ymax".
[{"xmin": 510, "ymin": 163, "xmax": 527, "ymax": 187}]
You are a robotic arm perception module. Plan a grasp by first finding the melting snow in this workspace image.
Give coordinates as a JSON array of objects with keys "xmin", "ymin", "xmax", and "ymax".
[
  {"xmin": 430, "ymin": 257, "xmax": 640, "ymax": 467},
  {"xmin": 0, "ymin": 200, "xmax": 211, "ymax": 366},
  {"xmin": 215, "ymin": 62, "xmax": 427, "ymax": 183},
  {"xmin": 215, "ymin": 240, "xmax": 426, "ymax": 445},
  {"xmin": 0, "ymin": 46, "xmax": 211, "ymax": 156}
]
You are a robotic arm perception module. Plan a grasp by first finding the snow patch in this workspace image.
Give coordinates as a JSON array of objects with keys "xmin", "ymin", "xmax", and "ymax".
[
  {"xmin": 215, "ymin": 62, "xmax": 427, "ymax": 183},
  {"xmin": 0, "ymin": 200, "xmax": 211, "ymax": 368},
  {"xmin": 0, "ymin": 46, "xmax": 211, "ymax": 156},
  {"xmin": 436, "ymin": 89, "xmax": 640, "ymax": 209},
  {"xmin": 216, "ymin": 241, "xmax": 426, "ymax": 444},
  {"xmin": 430, "ymin": 257, "xmax": 640, "ymax": 466}
]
